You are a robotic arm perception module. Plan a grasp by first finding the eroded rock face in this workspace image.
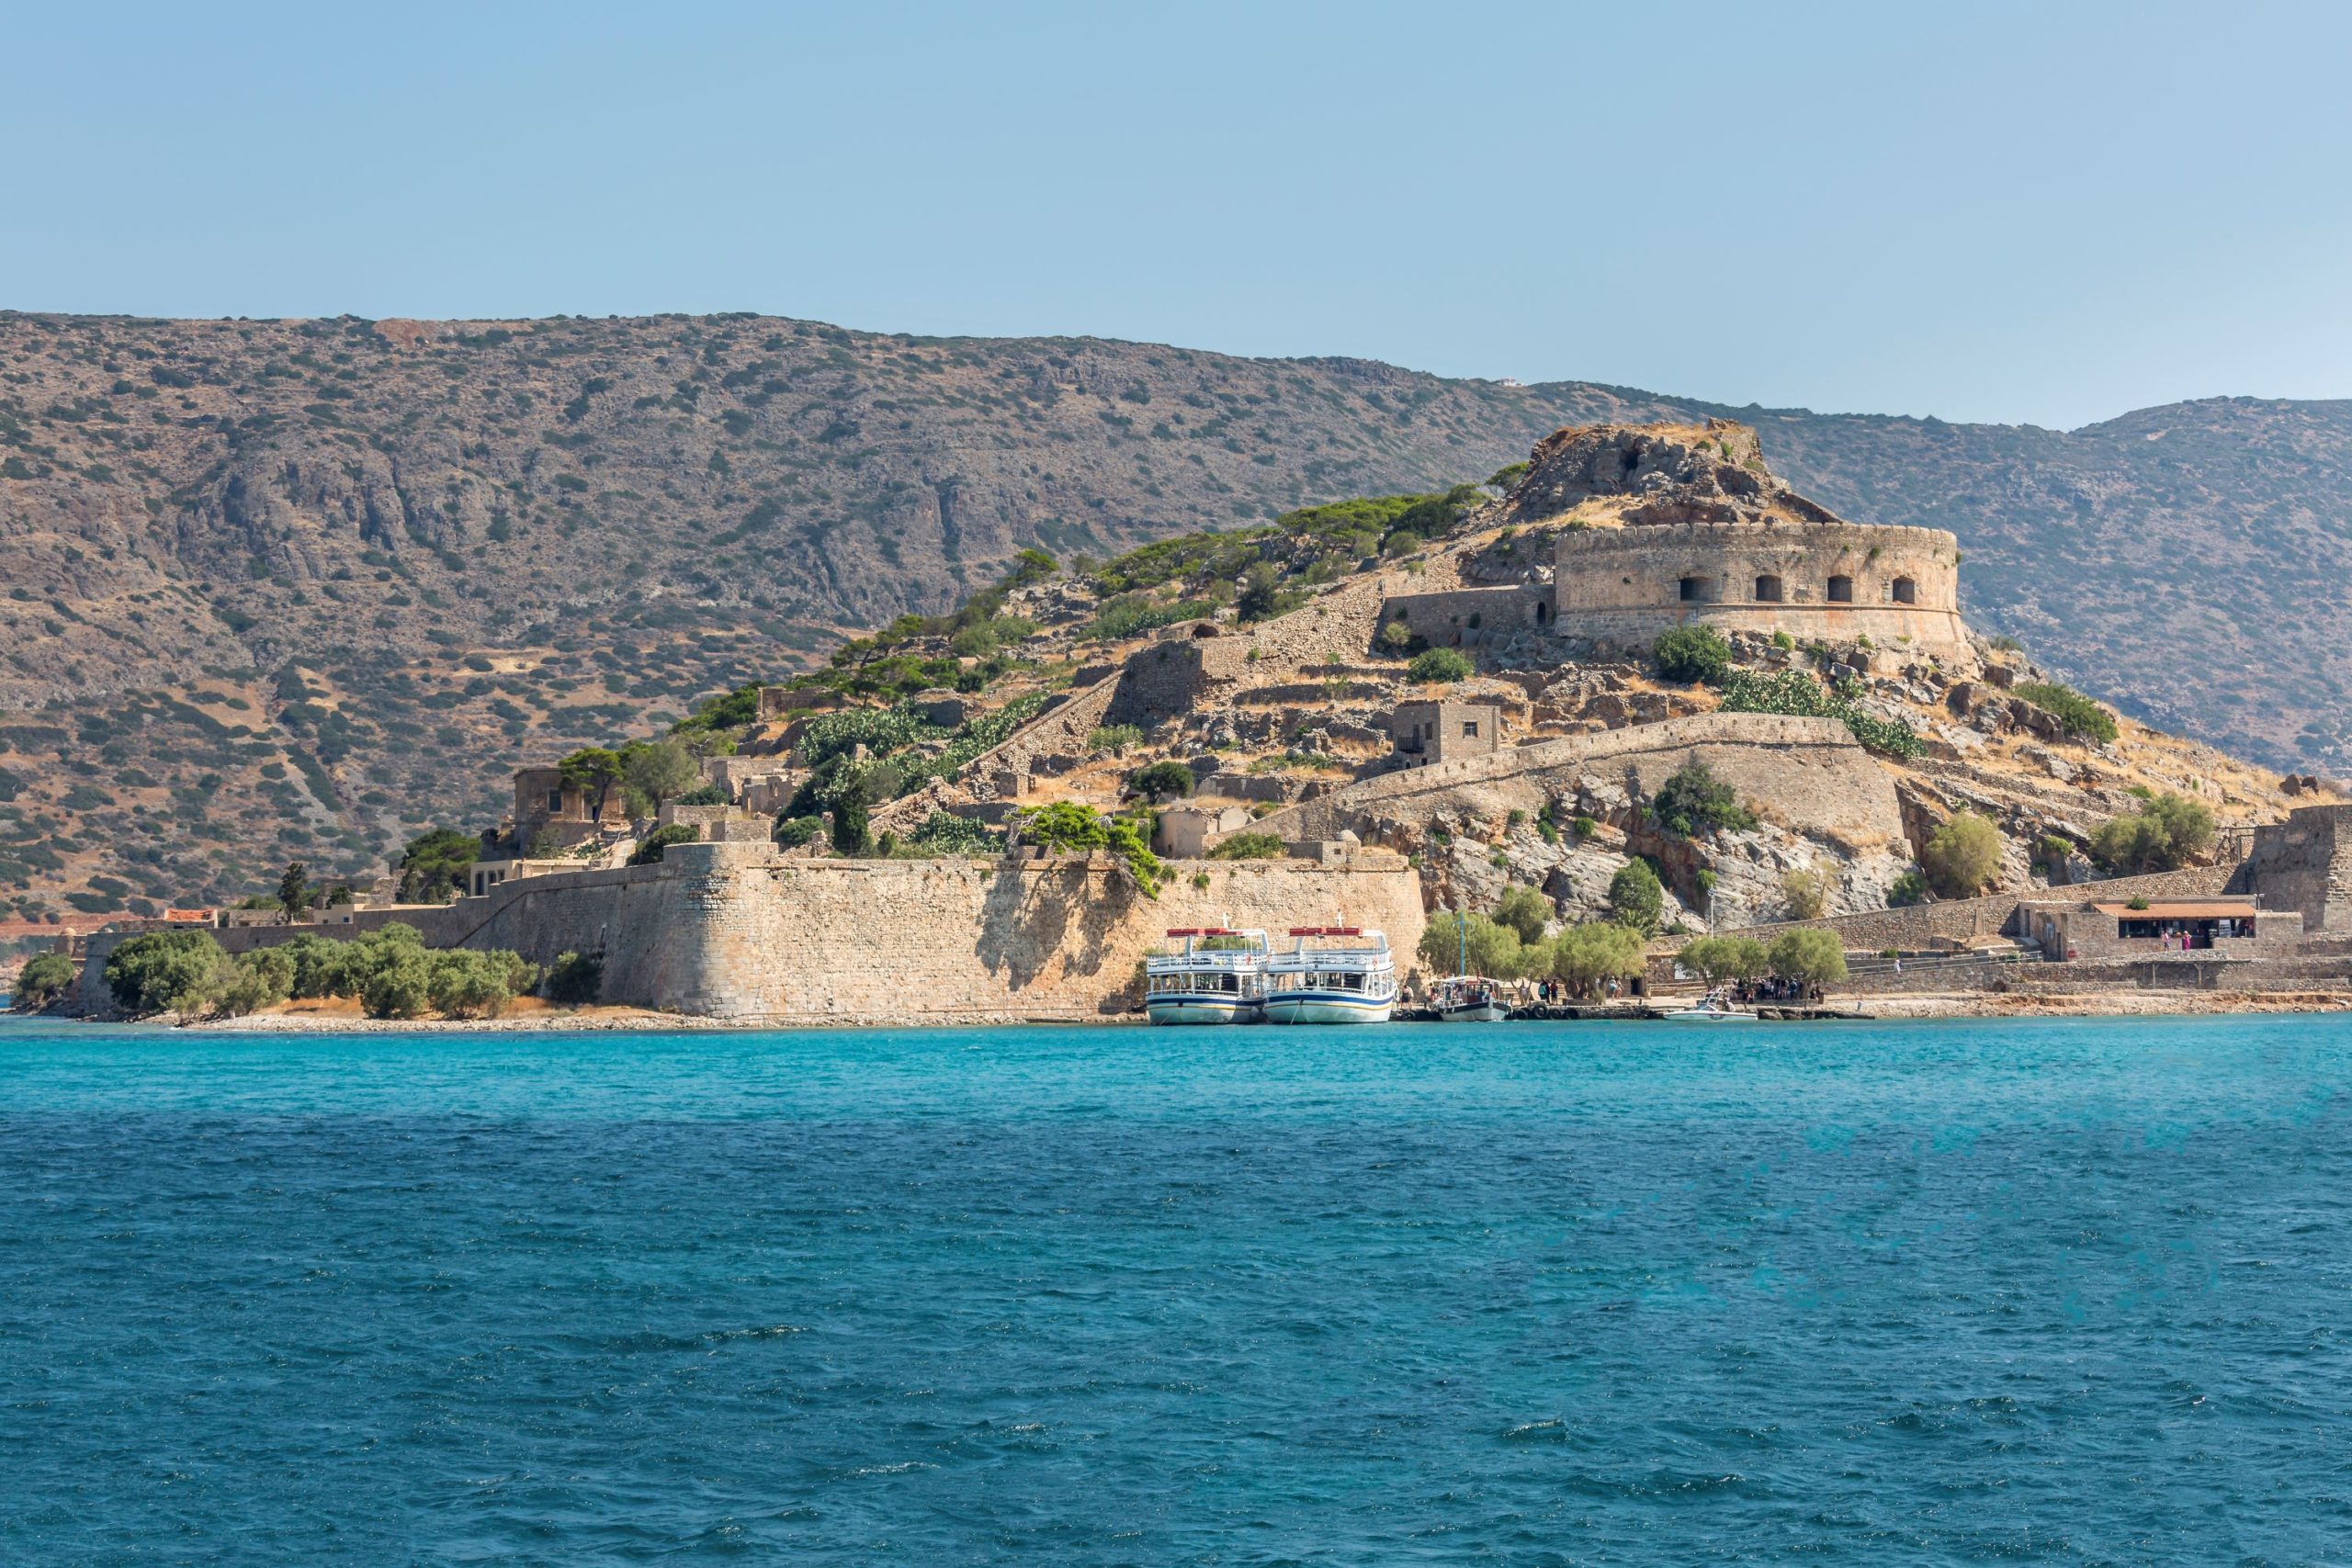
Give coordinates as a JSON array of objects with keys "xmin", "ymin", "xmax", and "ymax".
[{"xmin": 1495, "ymin": 419, "xmax": 1846, "ymax": 530}]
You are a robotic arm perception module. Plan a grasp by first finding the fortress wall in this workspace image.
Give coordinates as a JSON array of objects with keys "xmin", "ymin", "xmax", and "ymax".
[
  {"xmin": 650, "ymin": 845, "xmax": 1426, "ymax": 1022},
  {"xmin": 588, "ymin": 844, "xmax": 1426, "ymax": 1022},
  {"xmin": 1553, "ymin": 521, "xmax": 1969, "ymax": 653},
  {"xmin": 1376, "ymin": 585, "xmax": 1548, "ymax": 649},
  {"xmin": 2242, "ymin": 805, "xmax": 2352, "ymax": 933},
  {"xmin": 976, "ymin": 675, "xmax": 1124, "ymax": 774},
  {"xmin": 1251, "ymin": 713, "xmax": 1905, "ymax": 849},
  {"xmin": 76, "ymin": 848, "xmax": 1428, "ymax": 1022},
  {"xmin": 1736, "ymin": 865, "xmax": 2235, "ymax": 950},
  {"xmin": 1104, "ymin": 638, "xmax": 1243, "ymax": 726},
  {"xmin": 1229, "ymin": 574, "xmax": 1398, "ymax": 671}
]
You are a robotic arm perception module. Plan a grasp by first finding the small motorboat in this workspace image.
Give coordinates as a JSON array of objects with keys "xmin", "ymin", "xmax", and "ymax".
[
  {"xmin": 1432, "ymin": 976, "xmax": 1510, "ymax": 1022},
  {"xmin": 1670, "ymin": 992, "xmax": 1757, "ymax": 1022}
]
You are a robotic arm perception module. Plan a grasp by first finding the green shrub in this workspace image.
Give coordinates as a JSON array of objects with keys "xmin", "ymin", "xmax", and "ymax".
[
  {"xmin": 618, "ymin": 738, "xmax": 700, "ymax": 812},
  {"xmin": 1493, "ymin": 885, "xmax": 1552, "ymax": 946},
  {"xmin": 774, "ymin": 815, "xmax": 824, "ymax": 849},
  {"xmin": 1236, "ymin": 561, "xmax": 1306, "ymax": 623},
  {"xmin": 1014, "ymin": 802, "xmax": 1161, "ymax": 895},
  {"xmin": 1376, "ymin": 619, "xmax": 1426, "ymax": 657},
  {"xmin": 1129, "ymin": 761, "xmax": 1194, "ymax": 803},
  {"xmin": 1086, "ymin": 592, "xmax": 1213, "ymax": 642},
  {"xmin": 1570, "ymin": 814, "xmax": 1597, "ymax": 840},
  {"xmin": 1781, "ymin": 863, "xmax": 1832, "ymax": 920},
  {"xmin": 362, "ymin": 949, "xmax": 433, "ymax": 1020},
  {"xmin": 1677, "ymin": 934, "xmax": 1769, "ymax": 983},
  {"xmin": 2015, "ymin": 682, "xmax": 2119, "ymax": 744},
  {"xmin": 1548, "ymin": 921, "xmax": 1647, "ymax": 998},
  {"xmin": 2089, "ymin": 793, "xmax": 2215, "ymax": 874},
  {"xmin": 427, "ymin": 950, "xmax": 537, "ymax": 1019},
  {"xmin": 1206, "ymin": 831, "xmax": 1285, "ymax": 861},
  {"xmin": 1715, "ymin": 668, "xmax": 1924, "ymax": 761},
  {"xmin": 278, "ymin": 932, "xmax": 342, "ymax": 998},
  {"xmin": 673, "ymin": 784, "xmax": 730, "ymax": 807},
  {"xmin": 104, "ymin": 930, "xmax": 225, "ymax": 1014},
  {"xmin": 1766, "ymin": 928, "xmax": 1848, "ymax": 987},
  {"xmin": 1922, "ymin": 811, "xmax": 2005, "ymax": 898},
  {"xmin": 15, "ymin": 951, "xmax": 75, "ymax": 1008},
  {"xmin": 797, "ymin": 705, "xmax": 942, "ymax": 769},
  {"xmin": 1608, "ymin": 859, "xmax": 1664, "ymax": 935},
  {"xmin": 1419, "ymin": 910, "xmax": 1525, "ymax": 977},
  {"xmin": 1653, "ymin": 626, "xmax": 1732, "ymax": 684},
  {"xmin": 396, "ymin": 827, "xmax": 481, "ymax": 903},
  {"xmin": 1887, "ymin": 868, "xmax": 1931, "ymax": 908},
  {"xmin": 1088, "ymin": 724, "xmax": 1145, "ymax": 753},
  {"xmin": 1406, "ymin": 647, "xmax": 1472, "ymax": 683},
  {"xmin": 628, "ymin": 823, "xmax": 699, "ymax": 865},
  {"xmin": 543, "ymin": 950, "xmax": 603, "ymax": 1005},
  {"xmin": 211, "ymin": 948, "xmax": 293, "ymax": 1017},
  {"xmin": 909, "ymin": 811, "xmax": 997, "ymax": 855},
  {"xmin": 1650, "ymin": 761, "xmax": 1758, "ymax": 838}
]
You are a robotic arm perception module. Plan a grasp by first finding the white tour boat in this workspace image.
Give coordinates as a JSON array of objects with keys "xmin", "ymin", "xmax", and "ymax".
[
  {"xmin": 1261, "ymin": 927, "xmax": 1398, "ymax": 1024},
  {"xmin": 1144, "ymin": 928, "xmax": 1272, "ymax": 1024}
]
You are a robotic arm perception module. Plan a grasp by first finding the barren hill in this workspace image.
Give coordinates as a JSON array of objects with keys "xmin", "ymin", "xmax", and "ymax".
[{"xmin": 0, "ymin": 310, "xmax": 2345, "ymax": 917}]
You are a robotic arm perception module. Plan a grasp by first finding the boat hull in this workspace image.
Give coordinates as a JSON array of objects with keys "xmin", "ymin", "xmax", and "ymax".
[
  {"xmin": 1145, "ymin": 995, "xmax": 1261, "ymax": 1025},
  {"xmin": 1261, "ymin": 991, "xmax": 1394, "ymax": 1025},
  {"xmin": 1437, "ymin": 1002, "xmax": 1510, "ymax": 1023}
]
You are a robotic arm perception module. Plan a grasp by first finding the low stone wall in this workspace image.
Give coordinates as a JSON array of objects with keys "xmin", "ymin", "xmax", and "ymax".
[
  {"xmin": 1741, "ymin": 865, "xmax": 2236, "ymax": 950},
  {"xmin": 81, "ymin": 847, "xmax": 1428, "ymax": 1025},
  {"xmin": 1228, "ymin": 574, "xmax": 1397, "ymax": 671},
  {"xmin": 1251, "ymin": 713, "xmax": 1903, "ymax": 851},
  {"xmin": 2004, "ymin": 955, "xmax": 2352, "ymax": 994}
]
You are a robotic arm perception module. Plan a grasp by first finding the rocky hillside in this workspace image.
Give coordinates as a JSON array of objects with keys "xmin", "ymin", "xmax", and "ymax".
[{"xmin": 0, "ymin": 310, "xmax": 2343, "ymax": 918}]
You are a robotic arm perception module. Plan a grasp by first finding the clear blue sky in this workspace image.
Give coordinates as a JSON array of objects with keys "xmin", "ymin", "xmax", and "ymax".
[{"xmin": 6, "ymin": 0, "xmax": 2348, "ymax": 429}]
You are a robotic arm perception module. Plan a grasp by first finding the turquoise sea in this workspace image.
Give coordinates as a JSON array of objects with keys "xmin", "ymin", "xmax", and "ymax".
[{"xmin": 2, "ymin": 1012, "xmax": 2347, "ymax": 1563}]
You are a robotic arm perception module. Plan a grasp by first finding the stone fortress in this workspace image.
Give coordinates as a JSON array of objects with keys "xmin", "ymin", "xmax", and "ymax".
[
  {"xmin": 1375, "ymin": 421, "xmax": 1972, "ymax": 663},
  {"xmin": 70, "ymin": 417, "xmax": 2352, "ymax": 1020}
]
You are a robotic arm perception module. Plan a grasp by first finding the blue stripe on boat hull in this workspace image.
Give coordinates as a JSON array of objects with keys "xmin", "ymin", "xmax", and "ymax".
[
  {"xmin": 1146, "ymin": 996, "xmax": 1260, "ymax": 1025},
  {"xmin": 1261, "ymin": 992, "xmax": 1395, "ymax": 1024}
]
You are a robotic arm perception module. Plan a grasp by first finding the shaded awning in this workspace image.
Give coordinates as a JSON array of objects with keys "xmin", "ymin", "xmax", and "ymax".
[{"xmin": 2091, "ymin": 902, "xmax": 2259, "ymax": 919}]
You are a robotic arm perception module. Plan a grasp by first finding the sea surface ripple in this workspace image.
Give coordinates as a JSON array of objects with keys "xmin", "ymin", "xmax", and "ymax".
[{"xmin": 2, "ymin": 1012, "xmax": 2347, "ymax": 1562}]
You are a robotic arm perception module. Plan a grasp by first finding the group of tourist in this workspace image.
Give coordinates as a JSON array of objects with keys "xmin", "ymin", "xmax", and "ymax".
[{"xmin": 1718, "ymin": 976, "xmax": 1825, "ymax": 1006}]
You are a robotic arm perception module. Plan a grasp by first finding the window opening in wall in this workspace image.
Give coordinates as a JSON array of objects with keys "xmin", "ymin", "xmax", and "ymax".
[
  {"xmin": 1890, "ymin": 576, "xmax": 1917, "ymax": 604},
  {"xmin": 1463, "ymin": 721, "xmax": 1479, "ymax": 739},
  {"xmin": 1754, "ymin": 574, "xmax": 1783, "ymax": 603},
  {"xmin": 1679, "ymin": 576, "xmax": 1708, "ymax": 603},
  {"xmin": 1534, "ymin": 600, "xmax": 1550, "ymax": 626},
  {"xmin": 1826, "ymin": 575, "xmax": 1853, "ymax": 603}
]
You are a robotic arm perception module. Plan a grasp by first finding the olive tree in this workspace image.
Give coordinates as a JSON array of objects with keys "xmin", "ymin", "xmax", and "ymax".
[{"xmin": 1921, "ymin": 811, "xmax": 2004, "ymax": 899}]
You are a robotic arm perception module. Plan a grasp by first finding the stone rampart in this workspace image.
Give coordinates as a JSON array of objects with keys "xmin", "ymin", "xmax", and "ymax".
[
  {"xmin": 1376, "ymin": 585, "xmax": 1549, "ymax": 650},
  {"xmin": 1251, "ymin": 713, "xmax": 1903, "ymax": 851},
  {"xmin": 1554, "ymin": 520, "xmax": 1970, "ymax": 656},
  {"xmin": 1737, "ymin": 865, "xmax": 2235, "ymax": 950},
  {"xmin": 1247, "ymin": 574, "xmax": 1397, "ymax": 669},
  {"xmin": 2241, "ymin": 805, "xmax": 2352, "ymax": 933},
  {"xmin": 82, "ymin": 847, "xmax": 1427, "ymax": 1025}
]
